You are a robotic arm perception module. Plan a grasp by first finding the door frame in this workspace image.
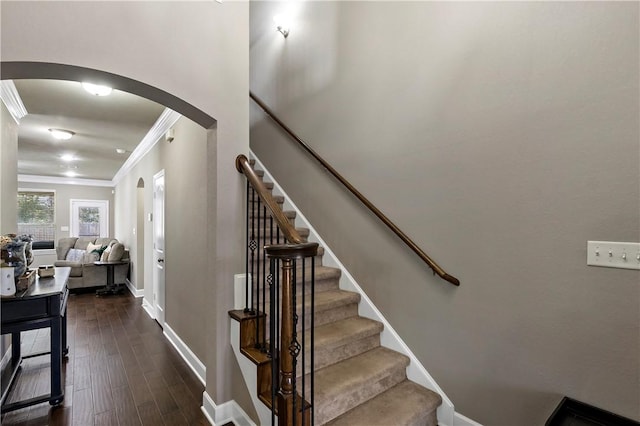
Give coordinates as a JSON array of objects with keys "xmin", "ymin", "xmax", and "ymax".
[{"xmin": 152, "ymin": 170, "xmax": 166, "ymax": 327}]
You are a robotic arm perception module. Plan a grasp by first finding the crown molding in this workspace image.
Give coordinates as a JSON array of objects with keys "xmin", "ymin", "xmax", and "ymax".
[
  {"xmin": 18, "ymin": 174, "xmax": 114, "ymax": 187},
  {"xmin": 0, "ymin": 80, "xmax": 28, "ymax": 124},
  {"xmin": 112, "ymin": 108, "xmax": 181, "ymax": 185}
]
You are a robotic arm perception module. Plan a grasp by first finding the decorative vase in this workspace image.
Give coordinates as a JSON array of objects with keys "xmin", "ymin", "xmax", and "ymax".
[{"xmin": 5, "ymin": 241, "xmax": 27, "ymax": 281}]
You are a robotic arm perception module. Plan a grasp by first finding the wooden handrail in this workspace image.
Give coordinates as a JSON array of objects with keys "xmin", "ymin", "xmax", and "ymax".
[
  {"xmin": 236, "ymin": 154, "xmax": 306, "ymax": 245},
  {"xmin": 250, "ymin": 92, "xmax": 460, "ymax": 286}
]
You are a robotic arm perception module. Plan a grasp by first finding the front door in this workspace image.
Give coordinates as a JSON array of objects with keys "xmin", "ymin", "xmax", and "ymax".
[{"xmin": 153, "ymin": 170, "xmax": 165, "ymax": 327}]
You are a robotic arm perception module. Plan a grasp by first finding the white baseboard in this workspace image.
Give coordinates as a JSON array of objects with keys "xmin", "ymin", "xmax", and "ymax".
[
  {"xmin": 454, "ymin": 412, "xmax": 483, "ymax": 426},
  {"xmin": 125, "ymin": 278, "xmax": 144, "ymax": 298},
  {"xmin": 202, "ymin": 391, "xmax": 256, "ymax": 426},
  {"xmin": 142, "ymin": 297, "xmax": 156, "ymax": 319},
  {"xmin": 163, "ymin": 323, "xmax": 206, "ymax": 387}
]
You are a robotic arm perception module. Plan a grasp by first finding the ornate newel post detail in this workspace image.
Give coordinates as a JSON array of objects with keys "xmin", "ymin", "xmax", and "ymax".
[{"xmin": 265, "ymin": 242, "xmax": 318, "ymax": 426}]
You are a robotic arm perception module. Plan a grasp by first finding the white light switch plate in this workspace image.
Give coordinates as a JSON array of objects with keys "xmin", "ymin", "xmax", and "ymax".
[{"xmin": 587, "ymin": 241, "xmax": 640, "ymax": 270}]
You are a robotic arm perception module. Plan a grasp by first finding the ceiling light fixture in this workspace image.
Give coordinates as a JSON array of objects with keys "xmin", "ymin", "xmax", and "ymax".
[
  {"xmin": 60, "ymin": 154, "xmax": 76, "ymax": 162},
  {"xmin": 64, "ymin": 170, "xmax": 78, "ymax": 178},
  {"xmin": 82, "ymin": 82, "xmax": 113, "ymax": 96},
  {"xmin": 48, "ymin": 128, "xmax": 75, "ymax": 140},
  {"xmin": 116, "ymin": 148, "xmax": 126, "ymax": 154},
  {"xmin": 273, "ymin": 14, "xmax": 290, "ymax": 38}
]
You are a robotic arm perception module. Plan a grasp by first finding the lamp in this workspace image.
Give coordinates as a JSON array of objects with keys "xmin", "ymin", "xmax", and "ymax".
[
  {"xmin": 48, "ymin": 128, "xmax": 75, "ymax": 140},
  {"xmin": 273, "ymin": 14, "xmax": 290, "ymax": 38},
  {"xmin": 82, "ymin": 82, "xmax": 113, "ymax": 96}
]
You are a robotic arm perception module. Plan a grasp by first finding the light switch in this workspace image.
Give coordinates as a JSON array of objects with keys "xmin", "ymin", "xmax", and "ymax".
[
  {"xmin": 61, "ymin": 226, "xmax": 69, "ymax": 232},
  {"xmin": 587, "ymin": 241, "xmax": 640, "ymax": 270}
]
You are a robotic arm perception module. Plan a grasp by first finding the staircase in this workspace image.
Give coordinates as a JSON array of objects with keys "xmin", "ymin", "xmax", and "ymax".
[{"xmin": 229, "ymin": 160, "xmax": 443, "ymax": 426}]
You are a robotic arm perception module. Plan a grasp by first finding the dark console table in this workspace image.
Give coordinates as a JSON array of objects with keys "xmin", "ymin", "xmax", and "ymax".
[{"xmin": 1, "ymin": 266, "xmax": 70, "ymax": 412}]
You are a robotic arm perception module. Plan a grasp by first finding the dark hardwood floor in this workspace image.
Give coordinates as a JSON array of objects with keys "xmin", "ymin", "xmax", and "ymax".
[{"xmin": 1, "ymin": 290, "xmax": 211, "ymax": 426}]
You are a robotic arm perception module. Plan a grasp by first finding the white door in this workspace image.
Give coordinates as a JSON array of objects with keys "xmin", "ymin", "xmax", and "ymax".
[
  {"xmin": 153, "ymin": 170, "xmax": 166, "ymax": 327},
  {"xmin": 70, "ymin": 199, "xmax": 109, "ymax": 238}
]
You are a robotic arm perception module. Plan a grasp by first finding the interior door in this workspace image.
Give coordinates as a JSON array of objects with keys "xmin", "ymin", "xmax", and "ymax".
[{"xmin": 153, "ymin": 170, "xmax": 166, "ymax": 327}]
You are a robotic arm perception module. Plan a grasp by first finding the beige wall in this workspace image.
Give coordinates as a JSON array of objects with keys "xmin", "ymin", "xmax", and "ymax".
[
  {"xmin": 0, "ymin": 94, "xmax": 19, "ymax": 374},
  {"xmin": 17, "ymin": 181, "xmax": 115, "ymax": 241},
  {"xmin": 114, "ymin": 116, "xmax": 211, "ymax": 363},
  {"xmin": 1, "ymin": 102, "xmax": 18, "ymax": 233},
  {"xmin": 250, "ymin": 2, "xmax": 639, "ymax": 424},
  {"xmin": 2, "ymin": 0, "xmax": 253, "ymax": 416}
]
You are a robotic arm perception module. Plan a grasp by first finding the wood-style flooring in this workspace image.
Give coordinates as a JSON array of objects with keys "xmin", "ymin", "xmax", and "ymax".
[{"xmin": 1, "ymin": 290, "xmax": 210, "ymax": 426}]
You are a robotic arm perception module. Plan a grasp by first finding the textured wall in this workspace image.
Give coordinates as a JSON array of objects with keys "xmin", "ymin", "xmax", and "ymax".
[{"xmin": 250, "ymin": 2, "xmax": 639, "ymax": 424}]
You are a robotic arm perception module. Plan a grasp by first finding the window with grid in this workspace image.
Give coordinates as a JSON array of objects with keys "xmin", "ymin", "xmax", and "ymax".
[{"xmin": 17, "ymin": 190, "xmax": 56, "ymax": 249}]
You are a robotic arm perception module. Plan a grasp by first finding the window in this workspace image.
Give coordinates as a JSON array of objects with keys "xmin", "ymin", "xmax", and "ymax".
[
  {"xmin": 70, "ymin": 199, "xmax": 109, "ymax": 238},
  {"xmin": 17, "ymin": 190, "xmax": 56, "ymax": 249}
]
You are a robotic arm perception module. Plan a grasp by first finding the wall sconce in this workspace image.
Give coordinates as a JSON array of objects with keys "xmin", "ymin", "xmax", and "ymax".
[{"xmin": 273, "ymin": 14, "xmax": 290, "ymax": 38}]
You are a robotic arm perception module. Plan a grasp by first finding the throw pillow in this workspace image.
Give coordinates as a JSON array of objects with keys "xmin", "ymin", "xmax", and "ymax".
[
  {"xmin": 87, "ymin": 242, "xmax": 107, "ymax": 257},
  {"xmin": 108, "ymin": 243, "xmax": 125, "ymax": 262},
  {"xmin": 100, "ymin": 248, "xmax": 111, "ymax": 262},
  {"xmin": 65, "ymin": 248, "xmax": 86, "ymax": 262}
]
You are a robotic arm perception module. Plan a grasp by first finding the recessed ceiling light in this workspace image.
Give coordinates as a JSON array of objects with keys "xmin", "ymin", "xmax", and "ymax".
[
  {"xmin": 64, "ymin": 170, "xmax": 78, "ymax": 178},
  {"xmin": 116, "ymin": 148, "xmax": 126, "ymax": 154},
  {"xmin": 82, "ymin": 82, "xmax": 113, "ymax": 96},
  {"xmin": 48, "ymin": 128, "xmax": 75, "ymax": 140},
  {"xmin": 61, "ymin": 154, "xmax": 76, "ymax": 162}
]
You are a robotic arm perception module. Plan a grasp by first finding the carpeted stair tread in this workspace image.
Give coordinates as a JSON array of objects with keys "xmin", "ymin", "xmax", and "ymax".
[
  {"xmin": 305, "ymin": 289, "xmax": 359, "ymax": 313},
  {"xmin": 300, "ymin": 317, "xmax": 383, "ymax": 373},
  {"xmin": 313, "ymin": 316, "xmax": 383, "ymax": 352},
  {"xmin": 309, "ymin": 346, "xmax": 410, "ymax": 425},
  {"xmin": 325, "ymin": 380, "xmax": 442, "ymax": 426}
]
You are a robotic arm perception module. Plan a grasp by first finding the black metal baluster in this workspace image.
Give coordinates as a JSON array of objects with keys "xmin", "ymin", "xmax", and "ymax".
[
  {"xmin": 269, "ymin": 258, "xmax": 277, "ymax": 426},
  {"xmin": 255, "ymin": 194, "xmax": 262, "ymax": 349},
  {"xmin": 292, "ymin": 260, "xmax": 298, "ymax": 426},
  {"xmin": 248, "ymin": 187, "xmax": 257, "ymax": 316},
  {"xmin": 244, "ymin": 180, "xmax": 250, "ymax": 312},
  {"xmin": 310, "ymin": 256, "xmax": 315, "ymax": 426},
  {"xmin": 261, "ymin": 203, "xmax": 267, "ymax": 351},
  {"xmin": 302, "ymin": 257, "xmax": 306, "ymax": 424}
]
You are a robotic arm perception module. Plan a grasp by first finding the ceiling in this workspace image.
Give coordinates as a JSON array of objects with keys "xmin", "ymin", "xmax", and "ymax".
[{"xmin": 13, "ymin": 79, "xmax": 166, "ymax": 182}]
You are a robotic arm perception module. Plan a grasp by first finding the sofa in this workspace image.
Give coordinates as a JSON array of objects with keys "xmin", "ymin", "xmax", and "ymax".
[{"xmin": 54, "ymin": 237, "xmax": 129, "ymax": 290}]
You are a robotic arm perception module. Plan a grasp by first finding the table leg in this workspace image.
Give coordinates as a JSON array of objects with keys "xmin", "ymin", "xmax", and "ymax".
[
  {"xmin": 11, "ymin": 332, "xmax": 20, "ymax": 360},
  {"xmin": 49, "ymin": 317, "xmax": 63, "ymax": 405}
]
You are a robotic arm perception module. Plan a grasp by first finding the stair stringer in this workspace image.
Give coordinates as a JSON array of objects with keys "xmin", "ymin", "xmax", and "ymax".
[
  {"xmin": 250, "ymin": 151, "xmax": 460, "ymax": 426},
  {"xmin": 230, "ymin": 318, "xmax": 274, "ymax": 426}
]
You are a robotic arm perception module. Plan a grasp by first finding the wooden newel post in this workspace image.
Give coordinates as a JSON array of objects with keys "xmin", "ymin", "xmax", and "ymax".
[
  {"xmin": 278, "ymin": 258, "xmax": 296, "ymax": 426},
  {"xmin": 266, "ymin": 242, "xmax": 318, "ymax": 426}
]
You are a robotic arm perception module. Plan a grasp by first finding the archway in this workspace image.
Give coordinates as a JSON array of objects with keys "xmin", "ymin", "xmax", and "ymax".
[{"xmin": 1, "ymin": 61, "xmax": 216, "ymax": 129}]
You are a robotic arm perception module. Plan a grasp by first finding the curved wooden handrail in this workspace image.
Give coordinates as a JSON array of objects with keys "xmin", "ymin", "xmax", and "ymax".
[
  {"xmin": 250, "ymin": 92, "xmax": 460, "ymax": 286},
  {"xmin": 236, "ymin": 154, "xmax": 306, "ymax": 245}
]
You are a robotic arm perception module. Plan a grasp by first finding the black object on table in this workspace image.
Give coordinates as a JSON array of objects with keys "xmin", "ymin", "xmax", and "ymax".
[
  {"xmin": 1, "ymin": 266, "xmax": 70, "ymax": 412},
  {"xmin": 94, "ymin": 260, "xmax": 128, "ymax": 296}
]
